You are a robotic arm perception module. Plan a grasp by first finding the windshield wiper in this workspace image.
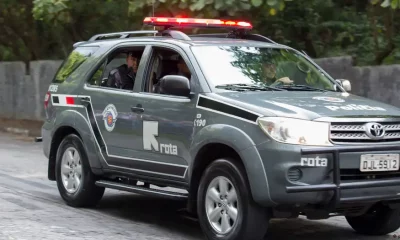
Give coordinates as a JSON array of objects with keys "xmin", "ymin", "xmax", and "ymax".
[
  {"xmin": 274, "ymin": 84, "xmax": 331, "ymax": 92},
  {"xmin": 215, "ymin": 83, "xmax": 285, "ymax": 91}
]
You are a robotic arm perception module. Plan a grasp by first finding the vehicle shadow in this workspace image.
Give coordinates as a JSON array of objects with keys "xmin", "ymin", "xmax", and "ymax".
[
  {"xmin": 96, "ymin": 191, "xmax": 204, "ymax": 239},
  {"xmin": 94, "ymin": 191, "xmax": 394, "ymax": 240},
  {"xmin": 266, "ymin": 218, "xmax": 390, "ymax": 240}
]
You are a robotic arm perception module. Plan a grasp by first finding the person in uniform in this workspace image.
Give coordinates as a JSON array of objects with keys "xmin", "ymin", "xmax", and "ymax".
[
  {"xmin": 261, "ymin": 62, "xmax": 293, "ymax": 85},
  {"xmin": 153, "ymin": 56, "xmax": 191, "ymax": 94},
  {"xmin": 175, "ymin": 57, "xmax": 191, "ymax": 79},
  {"xmin": 107, "ymin": 52, "xmax": 139, "ymax": 90}
]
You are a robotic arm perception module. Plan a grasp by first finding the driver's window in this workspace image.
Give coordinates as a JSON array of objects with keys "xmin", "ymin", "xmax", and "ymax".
[{"xmin": 144, "ymin": 47, "xmax": 192, "ymax": 94}]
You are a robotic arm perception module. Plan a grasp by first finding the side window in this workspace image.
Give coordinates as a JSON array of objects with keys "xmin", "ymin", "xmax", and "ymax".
[
  {"xmin": 87, "ymin": 46, "xmax": 145, "ymax": 90},
  {"xmin": 53, "ymin": 46, "xmax": 99, "ymax": 83},
  {"xmin": 87, "ymin": 60, "xmax": 106, "ymax": 86},
  {"xmin": 144, "ymin": 47, "xmax": 193, "ymax": 95}
]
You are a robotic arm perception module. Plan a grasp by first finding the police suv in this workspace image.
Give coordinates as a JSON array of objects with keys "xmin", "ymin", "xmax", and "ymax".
[{"xmin": 40, "ymin": 17, "xmax": 400, "ymax": 240}]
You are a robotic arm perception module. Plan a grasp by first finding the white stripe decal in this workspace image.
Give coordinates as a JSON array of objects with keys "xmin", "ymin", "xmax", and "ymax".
[{"xmin": 51, "ymin": 94, "xmax": 82, "ymax": 107}]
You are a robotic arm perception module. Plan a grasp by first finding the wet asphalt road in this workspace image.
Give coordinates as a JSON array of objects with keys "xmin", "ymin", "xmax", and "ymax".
[{"xmin": 0, "ymin": 133, "xmax": 398, "ymax": 240}]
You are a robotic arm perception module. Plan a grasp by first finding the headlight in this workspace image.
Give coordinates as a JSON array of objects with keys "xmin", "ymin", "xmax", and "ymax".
[{"xmin": 257, "ymin": 117, "xmax": 332, "ymax": 146}]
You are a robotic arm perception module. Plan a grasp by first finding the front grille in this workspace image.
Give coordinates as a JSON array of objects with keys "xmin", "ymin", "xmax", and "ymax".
[
  {"xmin": 340, "ymin": 169, "xmax": 400, "ymax": 181},
  {"xmin": 330, "ymin": 122, "xmax": 400, "ymax": 143}
]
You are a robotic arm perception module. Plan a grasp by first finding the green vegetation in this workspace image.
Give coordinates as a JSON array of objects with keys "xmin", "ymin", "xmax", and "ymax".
[{"xmin": 0, "ymin": 0, "xmax": 398, "ymax": 66}]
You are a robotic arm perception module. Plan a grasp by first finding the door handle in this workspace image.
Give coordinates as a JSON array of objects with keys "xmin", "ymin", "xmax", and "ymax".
[{"xmin": 131, "ymin": 104, "xmax": 144, "ymax": 113}]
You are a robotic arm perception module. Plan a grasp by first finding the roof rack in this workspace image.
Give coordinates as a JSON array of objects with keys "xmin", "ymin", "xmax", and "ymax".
[
  {"xmin": 86, "ymin": 29, "xmax": 277, "ymax": 45},
  {"xmin": 87, "ymin": 29, "xmax": 192, "ymax": 42},
  {"xmin": 73, "ymin": 41, "xmax": 86, "ymax": 48},
  {"xmin": 88, "ymin": 30, "xmax": 158, "ymax": 41},
  {"xmin": 161, "ymin": 29, "xmax": 191, "ymax": 41}
]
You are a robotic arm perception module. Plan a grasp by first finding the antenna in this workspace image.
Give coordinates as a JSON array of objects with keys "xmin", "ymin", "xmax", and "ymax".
[
  {"xmin": 152, "ymin": 0, "xmax": 155, "ymax": 17},
  {"xmin": 152, "ymin": 0, "xmax": 156, "ymax": 35}
]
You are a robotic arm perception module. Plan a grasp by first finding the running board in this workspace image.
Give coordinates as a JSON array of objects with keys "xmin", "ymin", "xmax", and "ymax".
[{"xmin": 95, "ymin": 180, "xmax": 188, "ymax": 200}]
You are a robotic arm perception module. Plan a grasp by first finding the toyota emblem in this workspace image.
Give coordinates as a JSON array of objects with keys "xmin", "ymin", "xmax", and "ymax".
[{"xmin": 364, "ymin": 122, "xmax": 385, "ymax": 139}]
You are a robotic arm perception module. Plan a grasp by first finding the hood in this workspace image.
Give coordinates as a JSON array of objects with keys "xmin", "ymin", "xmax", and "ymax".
[{"xmin": 213, "ymin": 91, "xmax": 400, "ymax": 120}]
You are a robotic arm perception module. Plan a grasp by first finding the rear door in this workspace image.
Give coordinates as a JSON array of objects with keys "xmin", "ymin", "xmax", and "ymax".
[{"xmin": 80, "ymin": 44, "xmax": 148, "ymax": 160}]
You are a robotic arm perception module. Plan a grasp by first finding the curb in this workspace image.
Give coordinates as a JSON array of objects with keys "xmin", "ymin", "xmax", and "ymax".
[{"xmin": 1, "ymin": 127, "xmax": 30, "ymax": 136}]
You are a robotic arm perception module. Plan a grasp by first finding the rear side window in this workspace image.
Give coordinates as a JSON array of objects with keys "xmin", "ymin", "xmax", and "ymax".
[{"xmin": 53, "ymin": 46, "xmax": 99, "ymax": 83}]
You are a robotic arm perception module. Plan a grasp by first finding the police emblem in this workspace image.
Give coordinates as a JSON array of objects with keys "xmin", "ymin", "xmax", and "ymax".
[
  {"xmin": 102, "ymin": 104, "xmax": 118, "ymax": 132},
  {"xmin": 312, "ymin": 96, "xmax": 345, "ymax": 103}
]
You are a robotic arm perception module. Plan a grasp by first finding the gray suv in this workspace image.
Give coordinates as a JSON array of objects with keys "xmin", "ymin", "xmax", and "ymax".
[{"xmin": 40, "ymin": 17, "xmax": 400, "ymax": 240}]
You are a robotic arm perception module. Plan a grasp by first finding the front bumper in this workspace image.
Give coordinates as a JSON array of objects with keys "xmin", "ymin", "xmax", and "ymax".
[{"xmin": 287, "ymin": 144, "xmax": 400, "ymax": 210}]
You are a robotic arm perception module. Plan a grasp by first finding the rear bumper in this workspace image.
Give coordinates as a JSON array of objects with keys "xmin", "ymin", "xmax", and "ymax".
[
  {"xmin": 286, "ymin": 144, "xmax": 400, "ymax": 210},
  {"xmin": 41, "ymin": 123, "xmax": 52, "ymax": 159}
]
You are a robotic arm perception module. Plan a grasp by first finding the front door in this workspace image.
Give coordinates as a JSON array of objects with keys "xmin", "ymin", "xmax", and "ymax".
[
  {"xmin": 125, "ymin": 44, "xmax": 198, "ymax": 179},
  {"xmin": 129, "ymin": 94, "xmax": 196, "ymax": 179}
]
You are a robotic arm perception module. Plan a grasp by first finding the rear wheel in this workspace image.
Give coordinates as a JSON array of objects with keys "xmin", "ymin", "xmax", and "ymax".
[
  {"xmin": 346, "ymin": 204, "xmax": 400, "ymax": 235},
  {"xmin": 197, "ymin": 158, "xmax": 269, "ymax": 240},
  {"xmin": 55, "ymin": 134, "xmax": 105, "ymax": 207}
]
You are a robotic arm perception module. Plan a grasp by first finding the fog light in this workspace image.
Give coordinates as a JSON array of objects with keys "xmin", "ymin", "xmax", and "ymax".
[{"xmin": 288, "ymin": 168, "xmax": 302, "ymax": 182}]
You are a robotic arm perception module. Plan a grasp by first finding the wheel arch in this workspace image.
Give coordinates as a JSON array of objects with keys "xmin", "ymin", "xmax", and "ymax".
[
  {"xmin": 187, "ymin": 124, "xmax": 273, "ymax": 213},
  {"xmin": 48, "ymin": 125, "xmax": 82, "ymax": 181},
  {"xmin": 48, "ymin": 109, "xmax": 104, "ymax": 181}
]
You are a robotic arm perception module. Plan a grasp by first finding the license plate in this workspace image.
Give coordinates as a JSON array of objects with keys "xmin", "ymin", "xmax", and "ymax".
[{"xmin": 360, "ymin": 154, "xmax": 400, "ymax": 172}]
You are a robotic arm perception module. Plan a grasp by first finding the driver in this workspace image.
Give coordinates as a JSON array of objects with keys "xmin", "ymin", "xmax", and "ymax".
[
  {"xmin": 107, "ymin": 52, "xmax": 139, "ymax": 90},
  {"xmin": 176, "ymin": 57, "xmax": 191, "ymax": 79},
  {"xmin": 261, "ymin": 62, "xmax": 293, "ymax": 85},
  {"xmin": 153, "ymin": 56, "xmax": 191, "ymax": 94}
]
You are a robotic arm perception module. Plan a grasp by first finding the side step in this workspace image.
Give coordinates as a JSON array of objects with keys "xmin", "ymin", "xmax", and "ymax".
[{"xmin": 95, "ymin": 180, "xmax": 188, "ymax": 201}]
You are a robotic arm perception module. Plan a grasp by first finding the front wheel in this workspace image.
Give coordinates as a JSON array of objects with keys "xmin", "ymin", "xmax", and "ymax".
[
  {"xmin": 55, "ymin": 134, "xmax": 105, "ymax": 208},
  {"xmin": 346, "ymin": 204, "xmax": 400, "ymax": 235},
  {"xmin": 197, "ymin": 158, "xmax": 270, "ymax": 240}
]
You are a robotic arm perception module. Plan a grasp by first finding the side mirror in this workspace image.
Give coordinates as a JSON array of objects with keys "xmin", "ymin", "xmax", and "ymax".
[
  {"xmin": 336, "ymin": 79, "xmax": 351, "ymax": 92},
  {"xmin": 157, "ymin": 75, "xmax": 190, "ymax": 97}
]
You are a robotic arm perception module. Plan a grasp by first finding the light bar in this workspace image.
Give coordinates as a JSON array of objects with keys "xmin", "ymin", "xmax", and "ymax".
[{"xmin": 143, "ymin": 17, "xmax": 252, "ymax": 30}]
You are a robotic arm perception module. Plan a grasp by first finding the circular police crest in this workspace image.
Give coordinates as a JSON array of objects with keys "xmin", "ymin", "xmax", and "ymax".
[
  {"xmin": 102, "ymin": 104, "xmax": 118, "ymax": 132},
  {"xmin": 312, "ymin": 96, "xmax": 345, "ymax": 103}
]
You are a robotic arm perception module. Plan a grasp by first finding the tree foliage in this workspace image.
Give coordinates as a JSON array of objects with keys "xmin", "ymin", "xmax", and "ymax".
[
  {"xmin": 372, "ymin": 0, "xmax": 400, "ymax": 9},
  {"xmin": 126, "ymin": 0, "xmax": 291, "ymax": 17},
  {"xmin": 0, "ymin": 0, "xmax": 398, "ymax": 66}
]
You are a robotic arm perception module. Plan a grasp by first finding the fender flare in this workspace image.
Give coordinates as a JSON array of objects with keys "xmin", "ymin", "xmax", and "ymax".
[
  {"xmin": 53, "ymin": 109, "xmax": 104, "ymax": 170},
  {"xmin": 189, "ymin": 124, "xmax": 274, "ymax": 205}
]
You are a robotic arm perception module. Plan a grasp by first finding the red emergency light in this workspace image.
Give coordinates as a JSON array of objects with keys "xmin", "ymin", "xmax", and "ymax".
[{"xmin": 143, "ymin": 17, "xmax": 253, "ymax": 30}]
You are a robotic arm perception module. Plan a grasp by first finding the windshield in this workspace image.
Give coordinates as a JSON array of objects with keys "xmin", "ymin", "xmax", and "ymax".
[{"xmin": 191, "ymin": 46, "xmax": 339, "ymax": 91}]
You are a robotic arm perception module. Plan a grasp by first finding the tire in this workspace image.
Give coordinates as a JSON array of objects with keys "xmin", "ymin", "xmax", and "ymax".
[
  {"xmin": 197, "ymin": 158, "xmax": 270, "ymax": 240},
  {"xmin": 55, "ymin": 134, "xmax": 105, "ymax": 208},
  {"xmin": 346, "ymin": 204, "xmax": 400, "ymax": 235}
]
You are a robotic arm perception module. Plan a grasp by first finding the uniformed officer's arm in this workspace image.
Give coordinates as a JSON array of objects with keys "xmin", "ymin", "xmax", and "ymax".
[
  {"xmin": 107, "ymin": 69, "xmax": 121, "ymax": 88},
  {"xmin": 275, "ymin": 77, "xmax": 293, "ymax": 84}
]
